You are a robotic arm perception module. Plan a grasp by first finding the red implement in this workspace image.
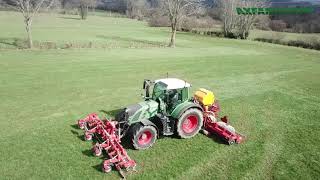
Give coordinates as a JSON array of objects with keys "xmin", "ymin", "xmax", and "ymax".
[
  {"xmin": 198, "ymin": 101, "xmax": 244, "ymax": 145},
  {"xmin": 203, "ymin": 114, "xmax": 244, "ymax": 145},
  {"xmin": 78, "ymin": 113, "xmax": 136, "ymax": 177}
]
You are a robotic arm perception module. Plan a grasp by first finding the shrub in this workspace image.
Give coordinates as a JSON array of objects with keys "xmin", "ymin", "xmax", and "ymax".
[
  {"xmin": 38, "ymin": 41, "xmax": 57, "ymax": 49},
  {"xmin": 255, "ymin": 16, "xmax": 271, "ymax": 31},
  {"xmin": 13, "ymin": 38, "xmax": 29, "ymax": 49},
  {"xmin": 148, "ymin": 15, "xmax": 170, "ymax": 27},
  {"xmin": 212, "ymin": 31, "xmax": 224, "ymax": 37},
  {"xmin": 224, "ymin": 32, "xmax": 238, "ymax": 39},
  {"xmin": 270, "ymin": 20, "xmax": 287, "ymax": 32},
  {"xmin": 180, "ymin": 16, "xmax": 217, "ymax": 32}
]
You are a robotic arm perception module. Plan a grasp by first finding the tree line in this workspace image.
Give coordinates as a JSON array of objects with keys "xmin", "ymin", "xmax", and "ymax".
[{"xmin": 0, "ymin": 0, "xmax": 319, "ymax": 49}]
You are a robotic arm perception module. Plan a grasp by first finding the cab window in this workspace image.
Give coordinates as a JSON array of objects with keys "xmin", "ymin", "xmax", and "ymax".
[{"xmin": 152, "ymin": 82, "xmax": 166, "ymax": 100}]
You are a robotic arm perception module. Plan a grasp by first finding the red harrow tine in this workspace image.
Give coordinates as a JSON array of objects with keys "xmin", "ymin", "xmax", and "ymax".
[
  {"xmin": 78, "ymin": 113, "xmax": 136, "ymax": 177},
  {"xmin": 78, "ymin": 113, "xmax": 100, "ymax": 130}
]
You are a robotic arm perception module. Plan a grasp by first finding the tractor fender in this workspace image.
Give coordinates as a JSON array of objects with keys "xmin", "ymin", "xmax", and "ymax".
[
  {"xmin": 140, "ymin": 119, "xmax": 160, "ymax": 137},
  {"xmin": 170, "ymin": 101, "xmax": 203, "ymax": 119}
]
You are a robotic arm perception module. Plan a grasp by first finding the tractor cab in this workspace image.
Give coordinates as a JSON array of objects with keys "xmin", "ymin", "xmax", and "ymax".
[{"xmin": 144, "ymin": 78, "xmax": 191, "ymax": 114}]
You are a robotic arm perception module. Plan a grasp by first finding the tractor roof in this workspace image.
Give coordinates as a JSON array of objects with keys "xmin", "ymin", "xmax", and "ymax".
[{"xmin": 155, "ymin": 78, "xmax": 191, "ymax": 90}]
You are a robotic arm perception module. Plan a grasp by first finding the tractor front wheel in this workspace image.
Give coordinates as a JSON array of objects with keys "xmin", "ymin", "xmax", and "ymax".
[
  {"xmin": 132, "ymin": 124, "xmax": 157, "ymax": 150},
  {"xmin": 177, "ymin": 108, "xmax": 203, "ymax": 138}
]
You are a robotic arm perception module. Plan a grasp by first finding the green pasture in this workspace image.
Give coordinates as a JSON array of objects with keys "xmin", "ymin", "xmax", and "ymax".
[{"xmin": 0, "ymin": 11, "xmax": 319, "ymax": 179}]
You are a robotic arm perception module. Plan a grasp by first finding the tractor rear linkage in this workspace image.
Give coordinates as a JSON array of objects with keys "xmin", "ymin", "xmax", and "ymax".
[{"xmin": 77, "ymin": 103, "xmax": 244, "ymax": 178}]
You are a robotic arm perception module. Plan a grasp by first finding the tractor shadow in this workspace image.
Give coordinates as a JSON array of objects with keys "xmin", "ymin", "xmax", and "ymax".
[
  {"xmin": 70, "ymin": 129, "xmax": 85, "ymax": 141},
  {"xmin": 99, "ymin": 108, "xmax": 123, "ymax": 118},
  {"xmin": 82, "ymin": 149, "xmax": 94, "ymax": 157},
  {"xmin": 70, "ymin": 124, "xmax": 78, "ymax": 129},
  {"xmin": 92, "ymin": 164, "xmax": 104, "ymax": 173},
  {"xmin": 118, "ymin": 136, "xmax": 134, "ymax": 150},
  {"xmin": 157, "ymin": 133, "xmax": 229, "ymax": 146},
  {"xmin": 82, "ymin": 146, "xmax": 103, "ymax": 158},
  {"xmin": 202, "ymin": 132, "xmax": 228, "ymax": 145}
]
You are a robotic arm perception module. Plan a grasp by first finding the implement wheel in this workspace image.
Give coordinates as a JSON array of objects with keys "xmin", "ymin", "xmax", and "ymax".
[
  {"xmin": 132, "ymin": 124, "xmax": 157, "ymax": 150},
  {"xmin": 92, "ymin": 143, "xmax": 102, "ymax": 157},
  {"xmin": 102, "ymin": 165, "xmax": 112, "ymax": 173},
  {"xmin": 84, "ymin": 132, "xmax": 92, "ymax": 141},
  {"xmin": 177, "ymin": 108, "xmax": 203, "ymax": 138}
]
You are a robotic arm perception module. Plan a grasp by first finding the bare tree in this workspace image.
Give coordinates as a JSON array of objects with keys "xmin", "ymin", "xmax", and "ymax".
[
  {"xmin": 219, "ymin": 0, "xmax": 237, "ymax": 38},
  {"xmin": 161, "ymin": 0, "xmax": 203, "ymax": 47},
  {"xmin": 14, "ymin": 0, "xmax": 54, "ymax": 48},
  {"xmin": 237, "ymin": 0, "xmax": 266, "ymax": 39},
  {"xmin": 78, "ymin": 0, "xmax": 96, "ymax": 20},
  {"xmin": 126, "ymin": 0, "xmax": 148, "ymax": 19},
  {"xmin": 219, "ymin": 0, "xmax": 266, "ymax": 39}
]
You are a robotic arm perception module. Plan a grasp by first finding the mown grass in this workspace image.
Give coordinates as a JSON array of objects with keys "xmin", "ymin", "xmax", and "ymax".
[{"xmin": 0, "ymin": 11, "xmax": 320, "ymax": 179}]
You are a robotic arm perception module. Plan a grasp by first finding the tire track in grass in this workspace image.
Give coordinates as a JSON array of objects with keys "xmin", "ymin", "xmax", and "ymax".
[
  {"xmin": 240, "ymin": 92, "xmax": 296, "ymax": 179},
  {"xmin": 175, "ymin": 118, "xmax": 266, "ymax": 179},
  {"xmin": 177, "ymin": 92, "xmax": 289, "ymax": 180},
  {"xmin": 130, "ymin": 92, "xmax": 270, "ymax": 179},
  {"xmin": 128, "ymin": 135, "xmax": 222, "ymax": 179},
  {"xmin": 235, "ymin": 91, "xmax": 314, "ymax": 179}
]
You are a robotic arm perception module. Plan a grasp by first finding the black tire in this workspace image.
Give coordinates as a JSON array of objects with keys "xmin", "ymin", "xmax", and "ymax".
[
  {"xmin": 177, "ymin": 108, "xmax": 203, "ymax": 138},
  {"xmin": 131, "ymin": 124, "xmax": 157, "ymax": 150}
]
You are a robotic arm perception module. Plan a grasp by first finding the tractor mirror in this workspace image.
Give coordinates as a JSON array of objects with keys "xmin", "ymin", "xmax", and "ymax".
[
  {"xmin": 143, "ymin": 80, "xmax": 151, "ymax": 98},
  {"xmin": 143, "ymin": 80, "xmax": 147, "ymax": 89},
  {"xmin": 143, "ymin": 79, "xmax": 153, "ymax": 89}
]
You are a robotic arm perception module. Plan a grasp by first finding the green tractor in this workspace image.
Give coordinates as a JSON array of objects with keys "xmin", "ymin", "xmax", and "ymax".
[{"xmin": 116, "ymin": 78, "xmax": 203, "ymax": 150}]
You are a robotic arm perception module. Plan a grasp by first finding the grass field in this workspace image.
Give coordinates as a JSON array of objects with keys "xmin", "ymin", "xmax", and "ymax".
[{"xmin": 0, "ymin": 11, "xmax": 320, "ymax": 179}]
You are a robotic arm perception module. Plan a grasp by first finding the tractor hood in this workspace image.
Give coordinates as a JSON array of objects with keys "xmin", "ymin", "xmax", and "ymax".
[
  {"xmin": 126, "ymin": 100, "xmax": 159, "ymax": 125},
  {"xmin": 126, "ymin": 104, "xmax": 142, "ymax": 117},
  {"xmin": 115, "ymin": 100, "xmax": 158, "ymax": 125}
]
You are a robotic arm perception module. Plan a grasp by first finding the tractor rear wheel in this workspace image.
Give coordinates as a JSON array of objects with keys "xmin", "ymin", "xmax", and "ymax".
[
  {"xmin": 132, "ymin": 124, "xmax": 157, "ymax": 150},
  {"xmin": 177, "ymin": 108, "xmax": 203, "ymax": 138}
]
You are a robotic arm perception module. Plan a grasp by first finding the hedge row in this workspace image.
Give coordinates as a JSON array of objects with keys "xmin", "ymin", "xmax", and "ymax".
[
  {"xmin": 180, "ymin": 28, "xmax": 225, "ymax": 37},
  {"xmin": 254, "ymin": 38, "xmax": 320, "ymax": 50}
]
